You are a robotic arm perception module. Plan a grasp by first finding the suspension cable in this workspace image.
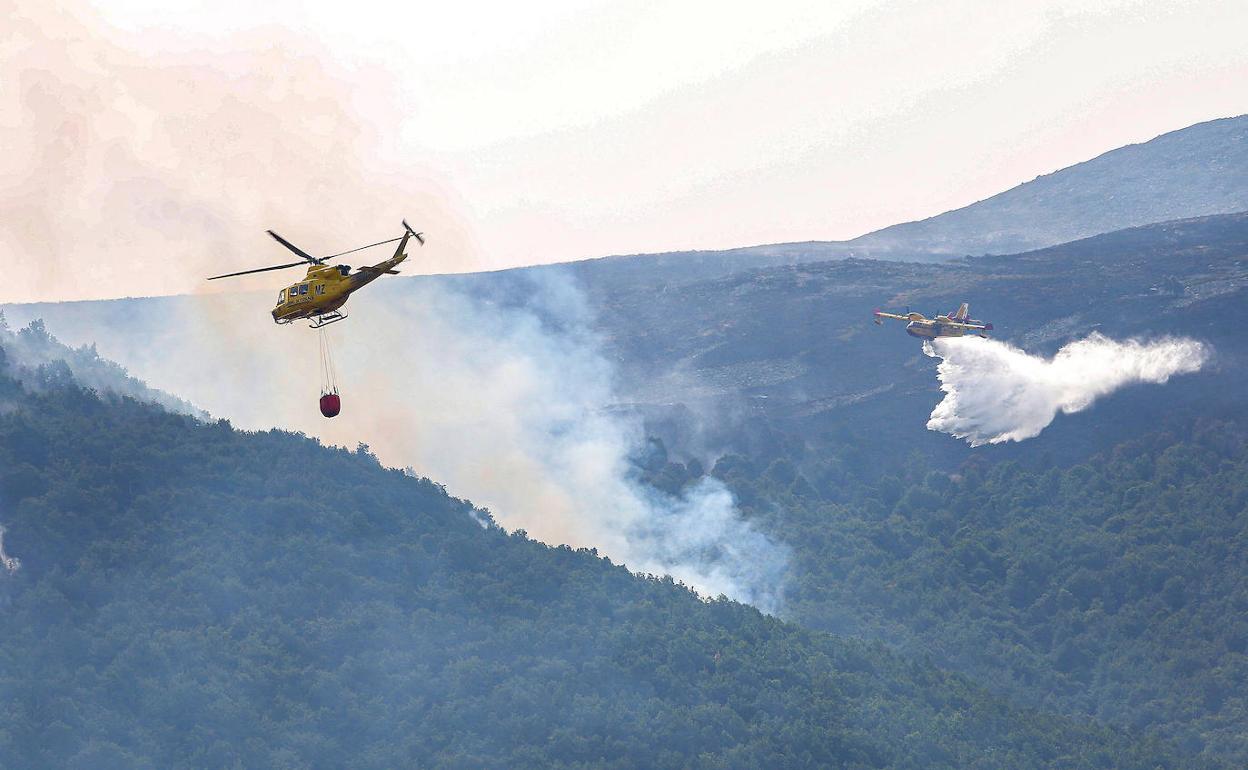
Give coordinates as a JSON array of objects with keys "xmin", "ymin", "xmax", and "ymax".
[{"xmin": 318, "ymin": 326, "xmax": 339, "ymax": 395}]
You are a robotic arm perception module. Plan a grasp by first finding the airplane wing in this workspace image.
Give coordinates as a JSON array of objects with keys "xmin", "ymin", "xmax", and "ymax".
[
  {"xmin": 873, "ymin": 310, "xmax": 911, "ymax": 322},
  {"xmin": 945, "ymin": 321, "xmax": 994, "ymax": 332}
]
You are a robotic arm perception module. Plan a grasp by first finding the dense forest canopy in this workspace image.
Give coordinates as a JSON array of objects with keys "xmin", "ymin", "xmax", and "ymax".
[
  {"xmin": 0, "ymin": 333, "xmax": 1206, "ymax": 768},
  {"xmin": 2, "ymin": 210, "xmax": 1246, "ymax": 767},
  {"xmin": 668, "ymin": 416, "xmax": 1248, "ymax": 762}
]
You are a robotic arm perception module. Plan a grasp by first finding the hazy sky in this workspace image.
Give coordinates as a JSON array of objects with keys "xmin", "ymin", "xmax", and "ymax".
[{"xmin": 4, "ymin": 0, "xmax": 1247, "ymax": 302}]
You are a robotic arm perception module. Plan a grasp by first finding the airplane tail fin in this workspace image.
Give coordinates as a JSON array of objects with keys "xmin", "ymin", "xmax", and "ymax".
[{"xmin": 954, "ymin": 302, "xmax": 969, "ymax": 321}]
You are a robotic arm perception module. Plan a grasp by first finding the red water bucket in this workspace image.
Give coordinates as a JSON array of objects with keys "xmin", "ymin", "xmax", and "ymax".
[{"xmin": 319, "ymin": 393, "xmax": 341, "ymax": 418}]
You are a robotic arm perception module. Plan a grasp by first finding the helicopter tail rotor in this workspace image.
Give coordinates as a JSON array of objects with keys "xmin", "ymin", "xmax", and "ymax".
[{"xmin": 402, "ymin": 219, "xmax": 425, "ymax": 245}]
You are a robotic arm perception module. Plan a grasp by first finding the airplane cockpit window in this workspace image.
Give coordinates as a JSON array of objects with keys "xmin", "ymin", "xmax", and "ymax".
[
  {"xmin": 277, "ymin": 289, "xmax": 285, "ymax": 305},
  {"xmin": 299, "ymin": 284, "xmax": 309, "ymax": 295}
]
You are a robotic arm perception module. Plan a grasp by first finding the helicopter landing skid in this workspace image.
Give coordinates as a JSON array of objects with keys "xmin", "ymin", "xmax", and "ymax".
[{"xmin": 310, "ymin": 311, "xmax": 347, "ymax": 329}]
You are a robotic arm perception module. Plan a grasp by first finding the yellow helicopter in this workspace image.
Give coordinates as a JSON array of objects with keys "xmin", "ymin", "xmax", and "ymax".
[{"xmin": 209, "ymin": 220, "xmax": 424, "ymax": 328}]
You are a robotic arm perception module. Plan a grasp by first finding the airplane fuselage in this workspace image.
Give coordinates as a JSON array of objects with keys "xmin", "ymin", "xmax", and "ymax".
[
  {"xmin": 874, "ymin": 306, "xmax": 992, "ymax": 339},
  {"xmin": 905, "ymin": 317, "xmax": 978, "ymax": 339}
]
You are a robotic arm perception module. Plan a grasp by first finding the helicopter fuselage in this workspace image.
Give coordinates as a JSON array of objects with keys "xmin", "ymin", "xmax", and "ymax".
[
  {"xmin": 271, "ymin": 243, "xmax": 407, "ymax": 325},
  {"xmin": 206, "ymin": 220, "xmax": 420, "ymax": 327},
  {"xmin": 272, "ymin": 265, "xmax": 354, "ymax": 324}
]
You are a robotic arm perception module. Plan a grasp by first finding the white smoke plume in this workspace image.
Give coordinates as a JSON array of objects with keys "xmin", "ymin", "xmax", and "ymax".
[
  {"xmin": 923, "ymin": 333, "xmax": 1209, "ymax": 446},
  {"xmin": 344, "ymin": 273, "xmax": 789, "ymax": 612},
  {"xmin": 4, "ymin": 274, "xmax": 790, "ymax": 612},
  {"xmin": 0, "ymin": 314, "xmax": 202, "ymax": 417},
  {"xmin": 0, "ymin": 525, "xmax": 20, "ymax": 575},
  {"xmin": 0, "ymin": 1, "xmax": 790, "ymax": 611}
]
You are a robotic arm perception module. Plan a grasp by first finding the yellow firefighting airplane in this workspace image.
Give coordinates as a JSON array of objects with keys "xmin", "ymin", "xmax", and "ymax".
[
  {"xmin": 873, "ymin": 302, "xmax": 993, "ymax": 339},
  {"xmin": 208, "ymin": 221, "xmax": 424, "ymax": 328}
]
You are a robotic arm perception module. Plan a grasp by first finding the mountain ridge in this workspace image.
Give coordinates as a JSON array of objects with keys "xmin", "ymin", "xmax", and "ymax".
[
  {"xmin": 849, "ymin": 114, "xmax": 1248, "ymax": 257},
  {"xmin": 551, "ymin": 114, "xmax": 1248, "ymax": 284}
]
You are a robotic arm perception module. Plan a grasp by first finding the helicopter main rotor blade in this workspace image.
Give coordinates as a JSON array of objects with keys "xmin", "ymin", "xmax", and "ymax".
[
  {"xmin": 266, "ymin": 230, "xmax": 321, "ymax": 263},
  {"xmin": 323, "ymin": 236, "xmax": 403, "ymax": 260},
  {"xmin": 207, "ymin": 261, "xmax": 309, "ymax": 281}
]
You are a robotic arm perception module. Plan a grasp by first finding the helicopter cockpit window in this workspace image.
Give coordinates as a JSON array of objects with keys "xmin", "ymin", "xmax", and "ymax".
[{"xmin": 299, "ymin": 284, "xmax": 309, "ymax": 295}]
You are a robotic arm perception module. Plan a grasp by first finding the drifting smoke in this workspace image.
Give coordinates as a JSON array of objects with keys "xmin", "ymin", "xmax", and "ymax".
[
  {"xmin": 923, "ymin": 333, "xmax": 1209, "ymax": 446},
  {"xmin": 345, "ymin": 273, "xmax": 790, "ymax": 611},
  {"xmin": 5, "ymin": 273, "xmax": 790, "ymax": 612},
  {"xmin": 0, "ymin": 314, "xmax": 202, "ymax": 417},
  {"xmin": 1, "ymin": 2, "xmax": 789, "ymax": 610},
  {"xmin": 0, "ymin": 0, "xmax": 475, "ymax": 304}
]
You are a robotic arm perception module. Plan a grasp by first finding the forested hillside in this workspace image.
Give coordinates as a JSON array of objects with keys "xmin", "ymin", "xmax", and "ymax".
[
  {"xmin": 0, "ymin": 338, "xmax": 1207, "ymax": 768},
  {"xmin": 633, "ymin": 416, "xmax": 1248, "ymax": 763},
  {"xmin": 3, "ymin": 200, "xmax": 1247, "ymax": 770},
  {"xmin": 11, "ymin": 212, "xmax": 1248, "ymax": 477},
  {"xmin": 588, "ymin": 212, "xmax": 1248, "ymax": 763},
  {"xmin": 582, "ymin": 211, "xmax": 1248, "ymax": 473},
  {"xmin": 0, "ymin": 314, "xmax": 200, "ymax": 418}
]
